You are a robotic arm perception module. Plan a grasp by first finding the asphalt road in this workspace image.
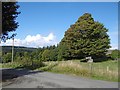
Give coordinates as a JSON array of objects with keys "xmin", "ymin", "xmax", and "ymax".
[{"xmin": 1, "ymin": 68, "xmax": 118, "ymax": 88}]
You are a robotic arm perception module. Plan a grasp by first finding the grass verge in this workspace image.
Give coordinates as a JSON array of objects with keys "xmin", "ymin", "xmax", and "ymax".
[{"xmin": 39, "ymin": 60, "xmax": 118, "ymax": 82}]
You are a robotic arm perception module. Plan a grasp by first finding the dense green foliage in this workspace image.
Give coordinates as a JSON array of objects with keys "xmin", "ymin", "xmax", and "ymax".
[
  {"xmin": 1, "ymin": 2, "xmax": 20, "ymax": 41},
  {"xmin": 59, "ymin": 13, "xmax": 111, "ymax": 60},
  {"xmin": 41, "ymin": 45, "xmax": 58, "ymax": 61},
  {"xmin": 111, "ymin": 49, "xmax": 120, "ymax": 59},
  {"xmin": 2, "ymin": 45, "xmax": 58, "ymax": 63},
  {"xmin": 2, "ymin": 53, "xmax": 12, "ymax": 63}
]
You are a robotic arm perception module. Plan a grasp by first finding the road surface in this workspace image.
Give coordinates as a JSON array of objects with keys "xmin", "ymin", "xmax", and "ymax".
[{"xmin": 1, "ymin": 68, "xmax": 118, "ymax": 88}]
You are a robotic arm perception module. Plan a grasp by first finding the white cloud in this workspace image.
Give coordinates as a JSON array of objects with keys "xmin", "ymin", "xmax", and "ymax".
[
  {"xmin": 110, "ymin": 44, "xmax": 118, "ymax": 50},
  {"xmin": 1, "ymin": 33, "xmax": 58, "ymax": 48}
]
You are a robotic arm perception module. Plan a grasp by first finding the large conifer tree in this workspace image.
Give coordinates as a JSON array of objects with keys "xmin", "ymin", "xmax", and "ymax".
[{"xmin": 59, "ymin": 13, "xmax": 111, "ymax": 60}]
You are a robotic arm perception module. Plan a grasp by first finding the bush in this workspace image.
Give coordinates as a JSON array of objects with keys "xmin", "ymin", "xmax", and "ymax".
[
  {"xmin": 111, "ymin": 50, "xmax": 120, "ymax": 60},
  {"xmin": 2, "ymin": 53, "xmax": 12, "ymax": 63}
]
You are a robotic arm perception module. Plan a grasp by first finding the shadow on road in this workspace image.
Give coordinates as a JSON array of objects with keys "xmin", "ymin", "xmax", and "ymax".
[{"xmin": 1, "ymin": 68, "xmax": 43, "ymax": 82}]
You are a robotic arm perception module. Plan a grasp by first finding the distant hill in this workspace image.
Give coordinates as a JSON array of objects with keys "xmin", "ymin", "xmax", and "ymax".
[{"xmin": 2, "ymin": 46, "xmax": 37, "ymax": 54}]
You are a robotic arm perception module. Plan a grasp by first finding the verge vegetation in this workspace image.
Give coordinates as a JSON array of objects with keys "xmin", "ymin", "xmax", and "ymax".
[{"xmin": 37, "ymin": 60, "xmax": 118, "ymax": 82}]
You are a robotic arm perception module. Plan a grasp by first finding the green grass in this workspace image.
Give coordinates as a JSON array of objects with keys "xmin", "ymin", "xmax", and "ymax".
[
  {"xmin": 2, "ymin": 62, "xmax": 24, "ymax": 68},
  {"xmin": 39, "ymin": 60, "xmax": 118, "ymax": 82},
  {"xmin": 0, "ymin": 63, "xmax": 2, "ymax": 68},
  {"xmin": 2, "ymin": 60, "xmax": 44, "ymax": 70}
]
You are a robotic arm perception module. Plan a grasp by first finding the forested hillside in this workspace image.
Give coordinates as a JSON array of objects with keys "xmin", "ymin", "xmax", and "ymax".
[{"xmin": 2, "ymin": 46, "xmax": 36, "ymax": 54}]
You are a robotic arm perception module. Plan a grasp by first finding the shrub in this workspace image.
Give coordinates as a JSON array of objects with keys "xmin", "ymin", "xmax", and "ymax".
[
  {"xmin": 2, "ymin": 53, "xmax": 12, "ymax": 63},
  {"xmin": 111, "ymin": 50, "xmax": 120, "ymax": 60}
]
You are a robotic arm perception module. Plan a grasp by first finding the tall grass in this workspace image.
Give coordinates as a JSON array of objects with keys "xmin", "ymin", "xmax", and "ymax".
[
  {"xmin": 43, "ymin": 60, "xmax": 118, "ymax": 82},
  {"xmin": 0, "ymin": 63, "xmax": 2, "ymax": 68}
]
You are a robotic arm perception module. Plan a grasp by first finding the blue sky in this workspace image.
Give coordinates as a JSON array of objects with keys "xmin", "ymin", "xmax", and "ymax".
[
  {"xmin": 2, "ymin": 2, "xmax": 118, "ymax": 49},
  {"xmin": 18, "ymin": 0, "xmax": 119, "ymax": 2}
]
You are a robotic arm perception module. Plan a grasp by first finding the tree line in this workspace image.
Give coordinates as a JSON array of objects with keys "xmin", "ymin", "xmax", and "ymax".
[
  {"xmin": 2, "ymin": 44, "xmax": 119, "ymax": 63},
  {"xmin": 2, "ymin": 45, "xmax": 57, "ymax": 63}
]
